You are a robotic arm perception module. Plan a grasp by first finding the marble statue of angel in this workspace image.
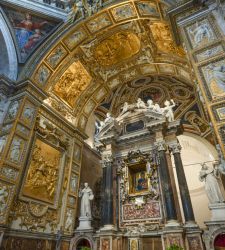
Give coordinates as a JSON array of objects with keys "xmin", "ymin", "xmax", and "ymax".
[
  {"xmin": 104, "ymin": 112, "xmax": 114, "ymax": 124},
  {"xmin": 153, "ymin": 103, "xmax": 163, "ymax": 114},
  {"xmin": 136, "ymin": 98, "xmax": 146, "ymax": 109},
  {"xmin": 161, "ymin": 99, "xmax": 176, "ymax": 122},
  {"xmin": 199, "ymin": 163, "xmax": 225, "ymax": 204},
  {"xmin": 147, "ymin": 99, "xmax": 154, "ymax": 110},
  {"xmin": 120, "ymin": 102, "xmax": 129, "ymax": 115}
]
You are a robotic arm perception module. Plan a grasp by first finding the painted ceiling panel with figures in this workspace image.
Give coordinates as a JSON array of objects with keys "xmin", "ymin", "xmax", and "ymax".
[{"xmin": 0, "ymin": 3, "xmax": 61, "ymax": 62}]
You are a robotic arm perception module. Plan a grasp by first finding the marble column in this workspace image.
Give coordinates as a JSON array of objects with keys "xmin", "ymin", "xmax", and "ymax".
[
  {"xmin": 157, "ymin": 141, "xmax": 178, "ymax": 222},
  {"xmin": 170, "ymin": 142, "xmax": 195, "ymax": 223},
  {"xmin": 101, "ymin": 155, "xmax": 114, "ymax": 229}
]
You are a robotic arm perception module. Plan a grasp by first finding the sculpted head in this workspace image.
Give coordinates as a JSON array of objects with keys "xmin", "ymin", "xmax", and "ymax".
[
  {"xmin": 147, "ymin": 100, "xmax": 153, "ymax": 105},
  {"xmin": 164, "ymin": 100, "xmax": 170, "ymax": 106}
]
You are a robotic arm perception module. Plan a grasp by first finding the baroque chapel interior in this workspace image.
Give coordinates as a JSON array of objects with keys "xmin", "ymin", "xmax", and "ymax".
[{"xmin": 0, "ymin": 0, "xmax": 225, "ymax": 249}]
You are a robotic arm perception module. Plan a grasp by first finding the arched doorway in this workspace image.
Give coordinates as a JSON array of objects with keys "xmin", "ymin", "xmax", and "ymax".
[
  {"xmin": 214, "ymin": 233, "xmax": 225, "ymax": 250},
  {"xmin": 76, "ymin": 238, "xmax": 91, "ymax": 250}
]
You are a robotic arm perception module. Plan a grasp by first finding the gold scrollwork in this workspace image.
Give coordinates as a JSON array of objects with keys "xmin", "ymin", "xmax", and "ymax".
[{"xmin": 94, "ymin": 31, "xmax": 141, "ymax": 66}]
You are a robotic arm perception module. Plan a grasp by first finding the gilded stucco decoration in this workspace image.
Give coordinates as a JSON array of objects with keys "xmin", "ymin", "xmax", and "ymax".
[
  {"xmin": 53, "ymin": 61, "xmax": 92, "ymax": 108},
  {"xmin": 22, "ymin": 139, "xmax": 61, "ymax": 204},
  {"xmin": 94, "ymin": 31, "xmax": 141, "ymax": 66},
  {"xmin": 150, "ymin": 21, "xmax": 185, "ymax": 55}
]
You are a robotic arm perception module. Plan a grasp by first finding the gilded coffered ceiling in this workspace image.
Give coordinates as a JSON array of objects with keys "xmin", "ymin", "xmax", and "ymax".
[{"xmin": 28, "ymin": 0, "xmax": 200, "ymax": 132}]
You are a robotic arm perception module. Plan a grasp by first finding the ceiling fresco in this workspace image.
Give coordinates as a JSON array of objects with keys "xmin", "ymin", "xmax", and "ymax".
[{"xmin": 19, "ymin": 0, "xmax": 209, "ymax": 136}]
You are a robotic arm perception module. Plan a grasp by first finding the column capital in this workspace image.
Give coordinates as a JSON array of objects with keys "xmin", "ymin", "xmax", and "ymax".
[
  {"xmin": 169, "ymin": 143, "xmax": 182, "ymax": 154},
  {"xmin": 155, "ymin": 141, "xmax": 167, "ymax": 151},
  {"xmin": 101, "ymin": 154, "xmax": 113, "ymax": 168}
]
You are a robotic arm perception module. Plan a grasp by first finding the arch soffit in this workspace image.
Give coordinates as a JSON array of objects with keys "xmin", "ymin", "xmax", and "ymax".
[
  {"xmin": 0, "ymin": 9, "xmax": 18, "ymax": 81},
  {"xmin": 28, "ymin": 0, "xmax": 195, "ymax": 131}
]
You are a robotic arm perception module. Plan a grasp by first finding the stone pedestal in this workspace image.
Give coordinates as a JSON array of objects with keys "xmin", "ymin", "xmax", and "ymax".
[
  {"xmin": 162, "ymin": 225, "xmax": 185, "ymax": 249},
  {"xmin": 209, "ymin": 203, "xmax": 225, "ymax": 221},
  {"xmin": 184, "ymin": 224, "xmax": 204, "ymax": 250},
  {"xmin": 76, "ymin": 216, "xmax": 93, "ymax": 231}
]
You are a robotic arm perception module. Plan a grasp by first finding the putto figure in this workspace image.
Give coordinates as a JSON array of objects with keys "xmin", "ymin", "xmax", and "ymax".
[{"xmin": 161, "ymin": 99, "xmax": 176, "ymax": 122}]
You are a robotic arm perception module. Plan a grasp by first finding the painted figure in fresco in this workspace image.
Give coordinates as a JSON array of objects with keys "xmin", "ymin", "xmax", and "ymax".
[
  {"xmin": 199, "ymin": 163, "xmax": 225, "ymax": 204},
  {"xmin": 192, "ymin": 23, "xmax": 213, "ymax": 46},
  {"xmin": 7, "ymin": 101, "xmax": 19, "ymax": 120},
  {"xmin": 208, "ymin": 64, "xmax": 225, "ymax": 93},
  {"xmin": 0, "ymin": 136, "xmax": 7, "ymax": 155},
  {"xmin": 138, "ymin": 2, "xmax": 158, "ymax": 16},
  {"xmin": 79, "ymin": 182, "xmax": 94, "ymax": 218},
  {"xmin": 136, "ymin": 172, "xmax": 147, "ymax": 191},
  {"xmin": 70, "ymin": 174, "xmax": 77, "ymax": 192},
  {"xmin": 161, "ymin": 99, "xmax": 176, "ymax": 122},
  {"xmin": 9, "ymin": 138, "xmax": 23, "ymax": 162},
  {"xmin": 14, "ymin": 13, "xmax": 48, "ymax": 56}
]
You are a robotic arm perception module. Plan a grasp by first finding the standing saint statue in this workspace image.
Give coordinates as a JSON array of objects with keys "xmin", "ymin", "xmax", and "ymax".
[
  {"xmin": 79, "ymin": 182, "xmax": 94, "ymax": 218},
  {"xmin": 199, "ymin": 163, "xmax": 225, "ymax": 204}
]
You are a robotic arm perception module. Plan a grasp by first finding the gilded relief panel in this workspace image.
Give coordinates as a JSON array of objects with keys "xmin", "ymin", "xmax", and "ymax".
[
  {"xmin": 200, "ymin": 58, "xmax": 225, "ymax": 100},
  {"xmin": 150, "ymin": 22, "xmax": 185, "ymax": 55},
  {"xmin": 53, "ymin": 61, "xmax": 92, "ymax": 108},
  {"xmin": 22, "ymin": 138, "xmax": 61, "ymax": 204},
  {"xmin": 94, "ymin": 31, "xmax": 141, "ymax": 66}
]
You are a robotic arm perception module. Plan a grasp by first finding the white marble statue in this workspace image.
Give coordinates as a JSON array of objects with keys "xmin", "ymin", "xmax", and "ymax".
[
  {"xmin": 153, "ymin": 103, "xmax": 163, "ymax": 114},
  {"xmin": 79, "ymin": 183, "xmax": 94, "ymax": 218},
  {"xmin": 120, "ymin": 102, "xmax": 129, "ymax": 115},
  {"xmin": 161, "ymin": 99, "xmax": 176, "ymax": 122},
  {"xmin": 136, "ymin": 98, "xmax": 146, "ymax": 109},
  {"xmin": 0, "ymin": 186, "xmax": 8, "ymax": 212},
  {"xmin": 199, "ymin": 163, "xmax": 225, "ymax": 204},
  {"xmin": 104, "ymin": 112, "xmax": 114, "ymax": 124},
  {"xmin": 147, "ymin": 99, "xmax": 154, "ymax": 110}
]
